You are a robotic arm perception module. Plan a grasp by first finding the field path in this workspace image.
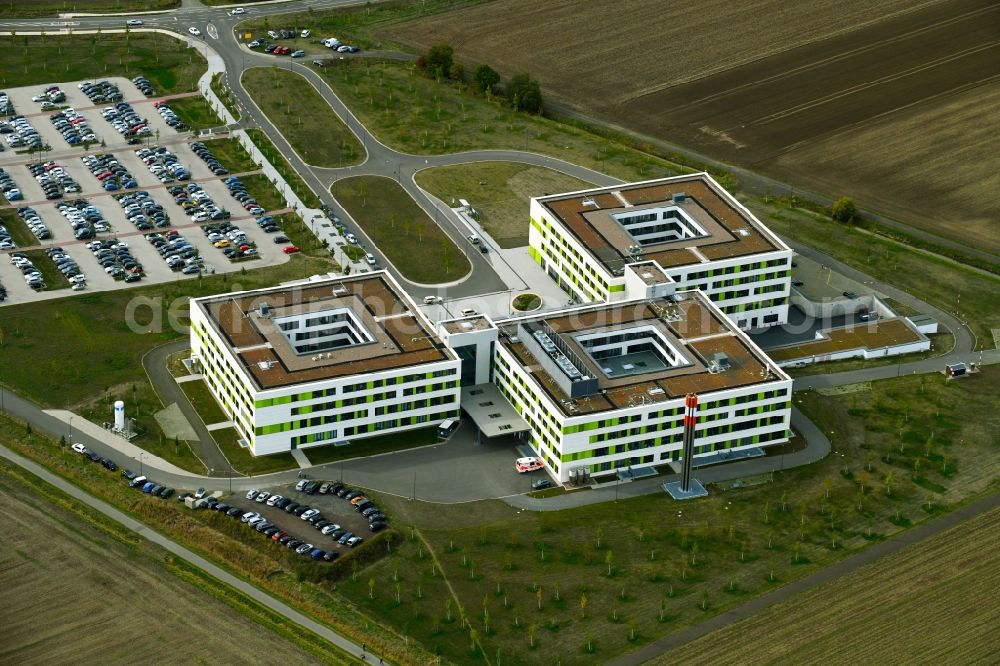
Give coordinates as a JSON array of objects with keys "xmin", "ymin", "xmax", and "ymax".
[
  {"xmin": 609, "ymin": 489, "xmax": 1000, "ymax": 665},
  {"xmin": 0, "ymin": 441, "xmax": 370, "ymax": 665}
]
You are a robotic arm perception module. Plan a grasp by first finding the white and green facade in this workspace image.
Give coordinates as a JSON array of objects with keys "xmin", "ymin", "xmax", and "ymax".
[
  {"xmin": 189, "ymin": 275, "xmax": 461, "ymax": 457},
  {"xmin": 528, "ymin": 174, "xmax": 793, "ymax": 330}
]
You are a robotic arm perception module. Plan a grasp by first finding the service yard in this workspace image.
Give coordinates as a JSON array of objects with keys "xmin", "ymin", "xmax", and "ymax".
[
  {"xmin": 0, "ymin": 461, "xmax": 319, "ymax": 664},
  {"xmin": 386, "ymin": 0, "xmax": 1000, "ymax": 252}
]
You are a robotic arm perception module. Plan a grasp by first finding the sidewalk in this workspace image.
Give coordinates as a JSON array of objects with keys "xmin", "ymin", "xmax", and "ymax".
[{"xmin": 45, "ymin": 409, "xmax": 196, "ymax": 477}]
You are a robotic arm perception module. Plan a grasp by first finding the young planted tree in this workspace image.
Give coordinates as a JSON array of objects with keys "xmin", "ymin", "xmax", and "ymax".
[
  {"xmin": 605, "ymin": 550, "xmax": 614, "ymax": 576},
  {"xmin": 473, "ymin": 63, "xmax": 500, "ymax": 95},
  {"xmin": 579, "ymin": 593, "xmax": 587, "ymax": 619}
]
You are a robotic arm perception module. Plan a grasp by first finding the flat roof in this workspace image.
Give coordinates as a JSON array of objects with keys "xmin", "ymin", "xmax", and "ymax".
[
  {"xmin": 441, "ymin": 315, "xmax": 494, "ymax": 335},
  {"xmin": 627, "ymin": 261, "xmax": 673, "ymax": 286},
  {"xmin": 536, "ymin": 174, "xmax": 788, "ymax": 275},
  {"xmin": 193, "ymin": 273, "xmax": 453, "ymax": 391},
  {"xmin": 461, "ymin": 383, "xmax": 531, "ymax": 438},
  {"xmin": 495, "ymin": 290, "xmax": 787, "ymax": 417}
]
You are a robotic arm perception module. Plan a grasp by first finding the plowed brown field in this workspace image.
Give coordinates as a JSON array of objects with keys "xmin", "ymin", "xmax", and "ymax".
[
  {"xmin": 650, "ymin": 505, "xmax": 1000, "ymax": 665},
  {"xmin": 385, "ymin": 0, "xmax": 1000, "ymax": 252}
]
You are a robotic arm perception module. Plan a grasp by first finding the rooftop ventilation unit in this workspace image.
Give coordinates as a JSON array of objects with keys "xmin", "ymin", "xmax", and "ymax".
[
  {"xmin": 713, "ymin": 352, "xmax": 731, "ymax": 369},
  {"xmin": 256, "ymin": 360, "xmax": 275, "ymax": 371},
  {"xmin": 332, "ymin": 285, "xmax": 348, "ymax": 295},
  {"xmin": 736, "ymin": 228, "xmax": 750, "ymax": 237},
  {"xmin": 257, "ymin": 302, "xmax": 271, "ymax": 318},
  {"xmin": 581, "ymin": 197, "xmax": 599, "ymax": 208},
  {"xmin": 672, "ymin": 192, "xmax": 686, "ymax": 204},
  {"xmin": 648, "ymin": 387, "xmax": 665, "ymax": 396},
  {"xmin": 461, "ymin": 321, "xmax": 474, "ymax": 330}
]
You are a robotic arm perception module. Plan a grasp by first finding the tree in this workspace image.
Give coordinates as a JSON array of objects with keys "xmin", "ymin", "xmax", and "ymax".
[
  {"xmin": 579, "ymin": 592, "xmax": 587, "ymax": 618},
  {"xmin": 473, "ymin": 64, "xmax": 500, "ymax": 94},
  {"xmin": 423, "ymin": 44, "xmax": 454, "ymax": 79},
  {"xmin": 605, "ymin": 549, "xmax": 614, "ymax": 576},
  {"xmin": 831, "ymin": 196, "xmax": 858, "ymax": 224},
  {"xmin": 506, "ymin": 73, "xmax": 543, "ymax": 113},
  {"xmin": 527, "ymin": 624, "xmax": 536, "ymax": 648}
]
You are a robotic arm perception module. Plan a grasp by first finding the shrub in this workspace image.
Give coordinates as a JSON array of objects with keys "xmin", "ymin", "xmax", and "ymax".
[
  {"xmin": 473, "ymin": 64, "xmax": 500, "ymax": 94},
  {"xmin": 831, "ymin": 196, "xmax": 858, "ymax": 224},
  {"xmin": 507, "ymin": 73, "xmax": 543, "ymax": 114}
]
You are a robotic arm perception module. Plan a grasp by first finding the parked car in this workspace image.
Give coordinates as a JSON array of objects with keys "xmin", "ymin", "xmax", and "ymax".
[
  {"xmin": 71, "ymin": 442, "xmax": 87, "ymax": 454},
  {"xmin": 188, "ymin": 26, "xmax": 201, "ymax": 36},
  {"xmin": 532, "ymin": 478, "xmax": 553, "ymax": 490}
]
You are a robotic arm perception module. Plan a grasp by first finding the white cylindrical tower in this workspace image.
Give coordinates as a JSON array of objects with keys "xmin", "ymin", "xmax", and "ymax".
[{"xmin": 114, "ymin": 400, "xmax": 125, "ymax": 431}]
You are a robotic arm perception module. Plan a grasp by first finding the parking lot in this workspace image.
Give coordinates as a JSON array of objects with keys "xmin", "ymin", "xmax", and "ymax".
[{"xmin": 0, "ymin": 78, "xmax": 294, "ymax": 304}]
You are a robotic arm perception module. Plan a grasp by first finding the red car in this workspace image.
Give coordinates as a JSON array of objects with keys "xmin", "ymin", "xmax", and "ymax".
[{"xmin": 282, "ymin": 245, "xmax": 300, "ymax": 254}]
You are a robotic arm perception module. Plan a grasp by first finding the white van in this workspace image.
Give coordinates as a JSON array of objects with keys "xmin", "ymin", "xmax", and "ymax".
[
  {"xmin": 322, "ymin": 37, "xmax": 341, "ymax": 49},
  {"xmin": 437, "ymin": 419, "xmax": 459, "ymax": 439},
  {"xmin": 460, "ymin": 307, "xmax": 477, "ymax": 317}
]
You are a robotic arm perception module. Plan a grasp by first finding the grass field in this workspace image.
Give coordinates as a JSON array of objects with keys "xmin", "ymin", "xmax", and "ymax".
[
  {"xmin": 385, "ymin": 0, "xmax": 1000, "ymax": 253},
  {"xmin": 201, "ymin": 137, "xmax": 258, "ymax": 174},
  {"xmin": 241, "ymin": 67, "xmax": 362, "ymax": 168},
  {"xmin": 0, "ymin": 32, "xmax": 204, "ymax": 95},
  {"xmin": 415, "ymin": 162, "xmax": 593, "ymax": 248},
  {"xmin": 0, "ymin": 254, "xmax": 335, "ymax": 409},
  {"xmin": 2, "ymin": 0, "xmax": 177, "ymax": 16},
  {"xmin": 333, "ymin": 175, "xmax": 470, "ymax": 283},
  {"xmin": 0, "ymin": 457, "xmax": 323, "ymax": 665},
  {"xmin": 0, "ymin": 208, "xmax": 38, "ymax": 248},
  {"xmin": 332, "ymin": 368, "xmax": 1000, "ymax": 664},
  {"xmin": 180, "ymin": 378, "xmax": 227, "ymax": 426},
  {"xmin": 240, "ymin": 172, "xmax": 287, "ymax": 213},
  {"xmin": 246, "ymin": 127, "xmax": 323, "ymax": 208},
  {"xmin": 317, "ymin": 60, "xmax": 689, "ymax": 184},
  {"xmin": 654, "ymin": 505, "xmax": 1000, "ymax": 665},
  {"xmin": 210, "ymin": 72, "xmax": 240, "ymax": 122},
  {"xmin": 21, "ymin": 248, "xmax": 70, "ymax": 291},
  {"xmin": 303, "ymin": 426, "xmax": 439, "ymax": 466},
  {"xmin": 212, "ymin": 426, "xmax": 298, "ymax": 476},
  {"xmin": 750, "ymin": 196, "xmax": 1000, "ymax": 345},
  {"xmin": 165, "ymin": 95, "xmax": 221, "ymax": 131}
]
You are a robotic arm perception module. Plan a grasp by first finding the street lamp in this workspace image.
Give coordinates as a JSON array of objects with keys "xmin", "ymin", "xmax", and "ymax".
[
  {"xmin": 139, "ymin": 451, "xmax": 145, "ymax": 477},
  {"xmin": 69, "ymin": 416, "xmax": 74, "ymax": 443}
]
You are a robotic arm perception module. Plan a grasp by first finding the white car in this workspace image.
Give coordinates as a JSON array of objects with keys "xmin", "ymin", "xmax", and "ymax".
[
  {"xmin": 422, "ymin": 295, "xmax": 443, "ymax": 305},
  {"xmin": 126, "ymin": 19, "xmax": 143, "ymax": 26},
  {"xmin": 194, "ymin": 487, "xmax": 207, "ymax": 499},
  {"xmin": 71, "ymin": 442, "xmax": 87, "ymax": 454},
  {"xmin": 300, "ymin": 508, "xmax": 320, "ymax": 520},
  {"xmin": 321, "ymin": 523, "xmax": 341, "ymax": 535},
  {"xmin": 255, "ymin": 491, "xmax": 270, "ymax": 503},
  {"xmin": 301, "ymin": 29, "xmax": 311, "ymax": 38},
  {"xmin": 345, "ymin": 233, "xmax": 357, "ymax": 244},
  {"xmin": 230, "ymin": 7, "xmax": 245, "ymax": 15},
  {"xmin": 188, "ymin": 26, "xmax": 201, "ymax": 36},
  {"xmin": 245, "ymin": 489, "xmax": 259, "ymax": 500},
  {"xmin": 365, "ymin": 253, "xmax": 376, "ymax": 266},
  {"xmin": 266, "ymin": 494, "xmax": 283, "ymax": 507}
]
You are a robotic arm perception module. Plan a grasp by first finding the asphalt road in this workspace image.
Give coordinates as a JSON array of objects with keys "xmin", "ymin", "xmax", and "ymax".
[
  {"xmin": 1, "ymin": 2, "xmax": 998, "ymax": 664},
  {"xmin": 0, "ymin": 439, "xmax": 370, "ymax": 665}
]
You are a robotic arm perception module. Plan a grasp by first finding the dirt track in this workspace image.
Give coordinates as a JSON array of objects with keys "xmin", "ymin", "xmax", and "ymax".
[
  {"xmin": 386, "ymin": 0, "xmax": 1000, "ymax": 252},
  {"xmin": 0, "ymin": 468, "xmax": 319, "ymax": 665}
]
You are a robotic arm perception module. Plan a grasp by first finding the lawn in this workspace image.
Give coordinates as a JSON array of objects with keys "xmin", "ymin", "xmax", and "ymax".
[
  {"xmin": 165, "ymin": 95, "xmax": 222, "ymax": 131},
  {"xmin": 210, "ymin": 72, "xmax": 240, "ymax": 122},
  {"xmin": 655, "ymin": 505, "xmax": 1000, "ymax": 665},
  {"xmin": 333, "ymin": 175, "xmax": 470, "ymax": 283},
  {"xmin": 303, "ymin": 426, "xmax": 439, "ymax": 465},
  {"xmin": 200, "ymin": 137, "xmax": 258, "ymax": 174},
  {"xmin": 0, "ymin": 208, "xmax": 38, "ymax": 248},
  {"xmin": 246, "ymin": 128, "xmax": 322, "ymax": 208},
  {"xmin": 0, "ymin": 415, "xmax": 428, "ymax": 664},
  {"xmin": 239, "ymin": 173, "xmax": 288, "ymax": 213},
  {"xmin": 212, "ymin": 426, "xmax": 298, "ymax": 476},
  {"xmin": 0, "ymin": 32, "xmax": 204, "ymax": 95},
  {"xmin": 751, "ymin": 195, "xmax": 1000, "ymax": 345},
  {"xmin": 22, "ymin": 248, "xmax": 70, "ymax": 290},
  {"xmin": 415, "ymin": 161, "xmax": 594, "ymax": 248},
  {"xmin": 318, "ymin": 60, "xmax": 691, "ymax": 184},
  {"xmin": 240, "ymin": 67, "xmax": 362, "ymax": 168},
  {"xmin": 3, "ymin": 0, "xmax": 178, "ymax": 16},
  {"xmin": 512, "ymin": 293, "xmax": 541, "ymax": 311},
  {"xmin": 334, "ymin": 367, "xmax": 1000, "ymax": 664},
  {"xmin": 0, "ymin": 254, "xmax": 336, "ymax": 409},
  {"xmin": 180, "ymin": 378, "xmax": 228, "ymax": 426}
]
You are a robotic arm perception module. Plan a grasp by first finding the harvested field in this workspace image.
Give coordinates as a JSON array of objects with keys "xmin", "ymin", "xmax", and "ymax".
[
  {"xmin": 0, "ymin": 463, "xmax": 318, "ymax": 665},
  {"xmin": 386, "ymin": 0, "xmax": 1000, "ymax": 251},
  {"xmin": 652, "ymin": 505, "xmax": 1000, "ymax": 665},
  {"xmin": 767, "ymin": 319, "xmax": 923, "ymax": 362},
  {"xmin": 415, "ymin": 161, "xmax": 593, "ymax": 247}
]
